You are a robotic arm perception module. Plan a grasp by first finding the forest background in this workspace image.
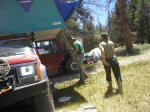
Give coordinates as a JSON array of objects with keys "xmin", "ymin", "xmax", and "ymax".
[{"xmin": 57, "ymin": 0, "xmax": 150, "ymax": 52}]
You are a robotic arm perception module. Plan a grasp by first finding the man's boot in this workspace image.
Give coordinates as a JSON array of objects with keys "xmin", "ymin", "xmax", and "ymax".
[
  {"xmin": 116, "ymin": 83, "xmax": 123, "ymax": 94},
  {"xmin": 106, "ymin": 82, "xmax": 113, "ymax": 93},
  {"xmin": 104, "ymin": 82, "xmax": 113, "ymax": 97}
]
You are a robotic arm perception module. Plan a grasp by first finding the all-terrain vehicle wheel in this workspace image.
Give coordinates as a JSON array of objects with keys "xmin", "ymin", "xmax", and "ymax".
[
  {"xmin": 65, "ymin": 58, "xmax": 78, "ymax": 73},
  {"xmin": 32, "ymin": 82, "xmax": 55, "ymax": 112}
]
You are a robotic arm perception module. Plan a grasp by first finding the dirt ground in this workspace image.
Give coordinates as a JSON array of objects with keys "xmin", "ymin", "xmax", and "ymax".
[{"xmin": 119, "ymin": 51, "xmax": 150, "ymax": 65}]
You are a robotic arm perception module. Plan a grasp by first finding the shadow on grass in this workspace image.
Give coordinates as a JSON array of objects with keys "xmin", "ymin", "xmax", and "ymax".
[
  {"xmin": 53, "ymin": 81, "xmax": 88, "ymax": 109},
  {"xmin": 86, "ymin": 66, "xmax": 98, "ymax": 72},
  {"xmin": 104, "ymin": 88, "xmax": 123, "ymax": 99}
]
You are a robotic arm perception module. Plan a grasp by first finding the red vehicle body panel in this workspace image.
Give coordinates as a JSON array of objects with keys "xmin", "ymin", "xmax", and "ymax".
[
  {"xmin": 2, "ymin": 54, "xmax": 39, "ymax": 65},
  {"xmin": 35, "ymin": 39, "xmax": 64, "ymax": 73},
  {"xmin": 39, "ymin": 52, "xmax": 63, "ymax": 72}
]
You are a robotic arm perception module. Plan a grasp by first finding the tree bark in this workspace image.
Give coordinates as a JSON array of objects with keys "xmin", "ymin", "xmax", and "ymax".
[{"xmin": 118, "ymin": 0, "xmax": 133, "ymax": 52}]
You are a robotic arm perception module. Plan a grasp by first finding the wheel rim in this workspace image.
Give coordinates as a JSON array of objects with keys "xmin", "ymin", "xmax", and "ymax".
[{"xmin": 70, "ymin": 62, "xmax": 78, "ymax": 71}]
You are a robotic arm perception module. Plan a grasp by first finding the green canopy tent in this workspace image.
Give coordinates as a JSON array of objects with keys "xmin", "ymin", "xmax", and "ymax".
[{"xmin": 0, "ymin": 0, "xmax": 65, "ymax": 34}]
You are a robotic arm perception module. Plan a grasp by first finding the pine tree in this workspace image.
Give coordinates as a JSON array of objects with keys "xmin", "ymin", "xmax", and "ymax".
[
  {"xmin": 108, "ymin": 2, "xmax": 125, "ymax": 46},
  {"xmin": 118, "ymin": 0, "xmax": 133, "ymax": 52},
  {"xmin": 128, "ymin": 0, "xmax": 150, "ymax": 44}
]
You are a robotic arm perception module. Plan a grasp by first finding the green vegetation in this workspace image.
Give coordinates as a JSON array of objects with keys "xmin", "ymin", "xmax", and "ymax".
[
  {"xmin": 108, "ymin": 0, "xmax": 150, "ymax": 45},
  {"xmin": 115, "ymin": 44, "xmax": 150, "ymax": 56},
  {"xmin": 54, "ymin": 60, "xmax": 150, "ymax": 112},
  {"xmin": 58, "ymin": 1, "xmax": 150, "ymax": 53},
  {"xmin": 128, "ymin": 0, "xmax": 150, "ymax": 44}
]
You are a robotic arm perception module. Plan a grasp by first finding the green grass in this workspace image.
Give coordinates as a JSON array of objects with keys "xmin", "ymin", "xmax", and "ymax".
[
  {"xmin": 54, "ymin": 60, "xmax": 150, "ymax": 112},
  {"xmin": 115, "ymin": 44, "xmax": 150, "ymax": 56}
]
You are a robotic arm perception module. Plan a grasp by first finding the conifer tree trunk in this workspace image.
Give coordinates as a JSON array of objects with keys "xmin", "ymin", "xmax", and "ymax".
[{"xmin": 118, "ymin": 0, "xmax": 133, "ymax": 52}]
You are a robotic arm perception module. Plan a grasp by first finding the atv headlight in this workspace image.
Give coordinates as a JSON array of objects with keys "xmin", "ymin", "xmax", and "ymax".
[{"xmin": 19, "ymin": 65, "xmax": 35, "ymax": 77}]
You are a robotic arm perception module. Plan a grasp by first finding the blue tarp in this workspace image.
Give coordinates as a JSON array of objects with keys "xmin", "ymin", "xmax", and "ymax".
[
  {"xmin": 0, "ymin": 0, "xmax": 65, "ymax": 34},
  {"xmin": 55, "ymin": 0, "xmax": 83, "ymax": 21}
]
